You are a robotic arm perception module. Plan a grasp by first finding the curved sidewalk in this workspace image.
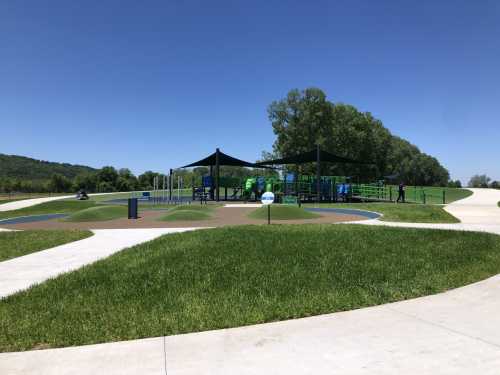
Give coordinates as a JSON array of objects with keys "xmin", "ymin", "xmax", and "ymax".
[
  {"xmin": 2, "ymin": 188, "xmax": 500, "ymax": 374},
  {"xmin": 0, "ymin": 192, "xmax": 127, "ymax": 212},
  {"xmin": 358, "ymin": 188, "xmax": 500, "ymax": 234}
]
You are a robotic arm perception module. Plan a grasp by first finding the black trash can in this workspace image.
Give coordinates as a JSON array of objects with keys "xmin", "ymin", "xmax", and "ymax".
[{"xmin": 128, "ymin": 198, "xmax": 138, "ymax": 219}]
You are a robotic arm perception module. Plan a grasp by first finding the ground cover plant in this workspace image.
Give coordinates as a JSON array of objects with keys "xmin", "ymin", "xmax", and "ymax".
[
  {"xmin": 0, "ymin": 200, "xmax": 97, "ymax": 220},
  {"xmin": 304, "ymin": 202, "xmax": 459, "ymax": 223},
  {"xmin": 0, "ymin": 230, "xmax": 92, "ymax": 262},
  {"xmin": 63, "ymin": 205, "xmax": 128, "ymax": 222},
  {"xmin": 248, "ymin": 205, "xmax": 320, "ymax": 220},
  {"xmin": 2, "ymin": 225, "xmax": 500, "ymax": 352}
]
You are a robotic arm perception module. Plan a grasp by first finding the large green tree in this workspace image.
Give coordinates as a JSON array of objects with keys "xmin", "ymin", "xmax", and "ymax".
[{"xmin": 268, "ymin": 88, "xmax": 450, "ymax": 186}]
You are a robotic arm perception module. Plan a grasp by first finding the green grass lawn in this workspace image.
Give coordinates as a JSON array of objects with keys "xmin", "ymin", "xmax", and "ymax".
[
  {"xmin": 63, "ymin": 205, "xmax": 128, "ymax": 222},
  {"xmin": 157, "ymin": 204, "xmax": 215, "ymax": 221},
  {"xmin": 0, "ymin": 230, "xmax": 93, "ymax": 262},
  {"xmin": 248, "ymin": 205, "xmax": 320, "ymax": 220},
  {"xmin": 304, "ymin": 202, "xmax": 459, "ymax": 223},
  {"xmin": 0, "ymin": 200, "xmax": 97, "ymax": 220},
  {"xmin": 88, "ymin": 192, "xmax": 135, "ymax": 202},
  {"xmin": 2, "ymin": 224, "xmax": 500, "ymax": 352}
]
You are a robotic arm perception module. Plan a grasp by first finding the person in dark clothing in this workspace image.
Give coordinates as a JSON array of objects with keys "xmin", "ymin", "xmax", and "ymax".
[{"xmin": 397, "ymin": 182, "xmax": 405, "ymax": 203}]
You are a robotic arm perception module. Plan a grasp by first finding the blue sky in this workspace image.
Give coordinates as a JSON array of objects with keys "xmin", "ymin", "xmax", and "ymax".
[{"xmin": 1, "ymin": 0, "xmax": 498, "ymax": 183}]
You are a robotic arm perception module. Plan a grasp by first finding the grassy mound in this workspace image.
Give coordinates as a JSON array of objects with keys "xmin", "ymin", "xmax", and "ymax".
[
  {"xmin": 0, "ymin": 200, "xmax": 96, "ymax": 220},
  {"xmin": 64, "ymin": 205, "xmax": 127, "ymax": 222},
  {"xmin": 4, "ymin": 225, "xmax": 500, "ymax": 352},
  {"xmin": 248, "ymin": 205, "xmax": 320, "ymax": 220},
  {"xmin": 169, "ymin": 204, "xmax": 215, "ymax": 212},
  {"xmin": 305, "ymin": 203, "xmax": 459, "ymax": 223},
  {"xmin": 158, "ymin": 210, "xmax": 212, "ymax": 221},
  {"xmin": 0, "ymin": 230, "xmax": 93, "ymax": 262}
]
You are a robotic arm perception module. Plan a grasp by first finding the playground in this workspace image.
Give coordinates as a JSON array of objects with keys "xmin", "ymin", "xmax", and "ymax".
[
  {"xmin": 129, "ymin": 147, "xmax": 471, "ymax": 206},
  {"xmin": 0, "ymin": 149, "xmax": 496, "ymax": 375},
  {"xmin": 1, "ymin": 186, "xmax": 500, "ymax": 374}
]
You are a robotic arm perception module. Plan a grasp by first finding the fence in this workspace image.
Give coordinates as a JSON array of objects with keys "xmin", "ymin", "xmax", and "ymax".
[{"xmin": 351, "ymin": 184, "xmax": 447, "ymax": 204}]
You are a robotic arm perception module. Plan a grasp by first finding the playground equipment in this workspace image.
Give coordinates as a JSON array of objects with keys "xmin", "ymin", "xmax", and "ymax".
[{"xmin": 173, "ymin": 146, "xmax": 448, "ymax": 206}]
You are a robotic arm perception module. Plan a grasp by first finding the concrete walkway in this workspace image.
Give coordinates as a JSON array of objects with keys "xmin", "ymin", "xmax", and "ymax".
[
  {"xmin": 0, "ymin": 228, "xmax": 200, "ymax": 299},
  {"xmin": 358, "ymin": 188, "xmax": 500, "ymax": 235},
  {"xmin": 0, "ymin": 195, "xmax": 74, "ymax": 212},
  {"xmin": 2, "ymin": 188, "xmax": 500, "ymax": 374},
  {"xmin": 0, "ymin": 192, "xmax": 126, "ymax": 212}
]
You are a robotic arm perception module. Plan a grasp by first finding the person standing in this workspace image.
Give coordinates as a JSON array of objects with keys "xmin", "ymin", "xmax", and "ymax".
[{"xmin": 397, "ymin": 182, "xmax": 405, "ymax": 203}]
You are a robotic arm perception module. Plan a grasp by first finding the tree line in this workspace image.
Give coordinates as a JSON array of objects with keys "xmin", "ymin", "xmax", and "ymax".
[
  {"xmin": 266, "ymin": 88, "xmax": 454, "ymax": 186},
  {"xmin": 468, "ymin": 175, "xmax": 500, "ymax": 189},
  {"xmin": 0, "ymin": 166, "xmax": 278, "ymax": 194}
]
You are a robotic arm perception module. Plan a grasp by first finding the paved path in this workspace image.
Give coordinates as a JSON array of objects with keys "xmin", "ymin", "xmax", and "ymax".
[
  {"xmin": 358, "ymin": 188, "xmax": 500, "ymax": 235},
  {"xmin": 0, "ymin": 195, "xmax": 74, "ymax": 212},
  {"xmin": 0, "ymin": 192, "xmax": 126, "ymax": 212},
  {"xmin": 2, "ymin": 188, "xmax": 500, "ymax": 374},
  {"xmin": 0, "ymin": 228, "xmax": 200, "ymax": 299}
]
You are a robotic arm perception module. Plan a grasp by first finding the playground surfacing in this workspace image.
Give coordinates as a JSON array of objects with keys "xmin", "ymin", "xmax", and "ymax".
[{"xmin": 0, "ymin": 205, "xmax": 369, "ymax": 230}]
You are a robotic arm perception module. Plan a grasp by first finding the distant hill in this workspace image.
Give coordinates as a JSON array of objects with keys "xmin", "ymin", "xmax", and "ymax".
[{"xmin": 0, "ymin": 154, "xmax": 97, "ymax": 181}]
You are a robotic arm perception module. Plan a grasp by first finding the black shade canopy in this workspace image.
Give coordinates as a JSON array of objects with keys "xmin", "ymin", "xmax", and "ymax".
[
  {"xmin": 255, "ymin": 149, "xmax": 371, "ymax": 166},
  {"xmin": 181, "ymin": 150, "xmax": 261, "ymax": 168}
]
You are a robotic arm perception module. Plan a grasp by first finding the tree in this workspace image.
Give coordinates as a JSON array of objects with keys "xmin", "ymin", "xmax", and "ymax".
[
  {"xmin": 447, "ymin": 180, "xmax": 462, "ymax": 188},
  {"xmin": 138, "ymin": 171, "xmax": 161, "ymax": 190},
  {"xmin": 468, "ymin": 174, "xmax": 491, "ymax": 188},
  {"xmin": 49, "ymin": 174, "xmax": 72, "ymax": 193},
  {"xmin": 267, "ymin": 88, "xmax": 449, "ymax": 185},
  {"xmin": 117, "ymin": 168, "xmax": 138, "ymax": 191},
  {"xmin": 490, "ymin": 181, "xmax": 499, "ymax": 189},
  {"xmin": 73, "ymin": 173, "xmax": 97, "ymax": 192},
  {"xmin": 96, "ymin": 166, "xmax": 119, "ymax": 187}
]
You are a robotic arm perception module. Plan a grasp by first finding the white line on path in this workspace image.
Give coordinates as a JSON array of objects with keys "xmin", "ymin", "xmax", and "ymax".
[{"xmin": 2, "ymin": 188, "xmax": 500, "ymax": 374}]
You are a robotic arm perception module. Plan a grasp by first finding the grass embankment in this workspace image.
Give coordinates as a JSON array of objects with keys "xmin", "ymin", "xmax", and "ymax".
[
  {"xmin": 248, "ymin": 205, "xmax": 320, "ymax": 220},
  {"xmin": 304, "ymin": 203, "xmax": 459, "ymax": 223},
  {"xmin": 0, "ymin": 230, "xmax": 93, "ymax": 262},
  {"xmin": 64, "ymin": 206, "xmax": 128, "ymax": 222},
  {"xmin": 428, "ymin": 186, "xmax": 472, "ymax": 203},
  {"xmin": 0, "ymin": 201, "xmax": 96, "ymax": 220},
  {"xmin": 2, "ymin": 225, "xmax": 500, "ymax": 352},
  {"xmin": 157, "ymin": 204, "xmax": 215, "ymax": 221},
  {"xmin": 88, "ymin": 192, "xmax": 134, "ymax": 202}
]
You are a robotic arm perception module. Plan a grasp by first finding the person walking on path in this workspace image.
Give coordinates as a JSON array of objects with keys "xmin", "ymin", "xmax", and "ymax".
[{"xmin": 397, "ymin": 182, "xmax": 406, "ymax": 203}]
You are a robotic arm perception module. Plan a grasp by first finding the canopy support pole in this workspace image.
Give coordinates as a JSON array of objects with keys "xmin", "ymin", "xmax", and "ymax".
[
  {"xmin": 216, "ymin": 148, "xmax": 220, "ymax": 201},
  {"xmin": 169, "ymin": 168, "xmax": 173, "ymax": 202}
]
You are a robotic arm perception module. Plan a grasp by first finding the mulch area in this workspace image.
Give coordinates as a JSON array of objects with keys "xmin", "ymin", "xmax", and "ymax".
[{"xmin": 0, "ymin": 206, "xmax": 367, "ymax": 230}]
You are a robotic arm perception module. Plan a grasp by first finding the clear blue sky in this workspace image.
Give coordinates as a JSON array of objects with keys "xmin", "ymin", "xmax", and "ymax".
[{"xmin": 1, "ymin": 0, "xmax": 499, "ymax": 183}]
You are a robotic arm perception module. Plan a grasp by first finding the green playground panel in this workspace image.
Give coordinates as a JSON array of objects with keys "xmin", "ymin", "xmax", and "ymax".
[{"xmin": 282, "ymin": 195, "xmax": 298, "ymax": 204}]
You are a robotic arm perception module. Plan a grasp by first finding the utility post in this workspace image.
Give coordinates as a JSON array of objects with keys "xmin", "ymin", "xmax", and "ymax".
[
  {"xmin": 316, "ymin": 144, "xmax": 321, "ymax": 204},
  {"xmin": 169, "ymin": 168, "xmax": 173, "ymax": 201}
]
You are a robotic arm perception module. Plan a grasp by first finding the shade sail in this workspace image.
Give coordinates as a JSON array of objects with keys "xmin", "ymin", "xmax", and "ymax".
[
  {"xmin": 181, "ymin": 150, "xmax": 262, "ymax": 168},
  {"xmin": 255, "ymin": 149, "xmax": 372, "ymax": 166}
]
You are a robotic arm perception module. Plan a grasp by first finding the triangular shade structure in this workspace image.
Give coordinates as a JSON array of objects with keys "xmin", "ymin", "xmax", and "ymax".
[
  {"xmin": 255, "ymin": 149, "xmax": 371, "ymax": 166},
  {"xmin": 181, "ymin": 150, "xmax": 261, "ymax": 168}
]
